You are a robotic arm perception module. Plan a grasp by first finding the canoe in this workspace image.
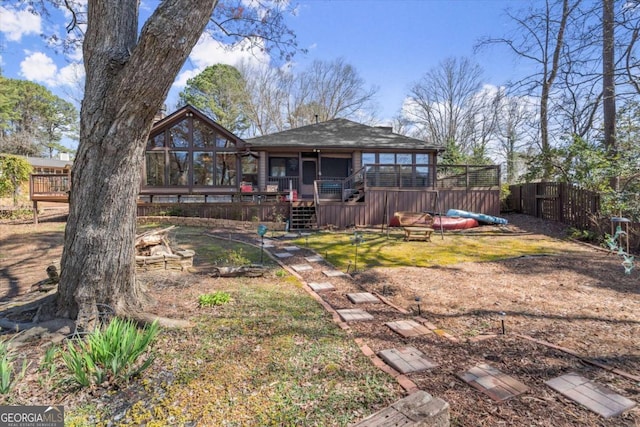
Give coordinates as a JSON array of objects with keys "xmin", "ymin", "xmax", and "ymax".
[
  {"xmin": 446, "ymin": 209, "xmax": 508, "ymax": 225},
  {"xmin": 433, "ymin": 216, "xmax": 479, "ymax": 230}
]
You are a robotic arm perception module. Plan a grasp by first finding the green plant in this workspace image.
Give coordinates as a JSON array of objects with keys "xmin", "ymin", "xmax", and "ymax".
[
  {"xmin": 0, "ymin": 339, "xmax": 27, "ymax": 394},
  {"xmin": 198, "ymin": 291, "xmax": 231, "ymax": 307},
  {"xmin": 217, "ymin": 248, "xmax": 251, "ymax": 266},
  {"xmin": 275, "ymin": 269, "xmax": 287, "ymax": 278},
  {"xmin": 62, "ymin": 318, "xmax": 159, "ymax": 387}
]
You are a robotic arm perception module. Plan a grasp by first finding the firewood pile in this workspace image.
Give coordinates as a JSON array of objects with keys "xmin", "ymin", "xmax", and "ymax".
[{"xmin": 135, "ymin": 226, "xmax": 195, "ymax": 272}]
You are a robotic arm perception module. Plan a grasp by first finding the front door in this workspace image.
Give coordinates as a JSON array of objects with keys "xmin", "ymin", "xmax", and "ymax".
[{"xmin": 301, "ymin": 159, "xmax": 317, "ymax": 197}]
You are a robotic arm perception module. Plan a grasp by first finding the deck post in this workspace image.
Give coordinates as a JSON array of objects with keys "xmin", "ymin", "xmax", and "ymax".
[{"xmin": 33, "ymin": 200, "xmax": 39, "ymax": 225}]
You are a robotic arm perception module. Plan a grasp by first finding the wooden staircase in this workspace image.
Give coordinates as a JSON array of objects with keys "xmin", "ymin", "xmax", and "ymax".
[{"xmin": 290, "ymin": 202, "xmax": 316, "ymax": 230}]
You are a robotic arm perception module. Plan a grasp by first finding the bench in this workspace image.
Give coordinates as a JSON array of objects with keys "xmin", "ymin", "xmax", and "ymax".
[{"xmin": 403, "ymin": 226, "xmax": 435, "ymax": 242}]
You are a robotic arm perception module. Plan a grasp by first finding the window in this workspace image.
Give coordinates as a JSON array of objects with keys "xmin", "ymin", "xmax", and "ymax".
[
  {"xmin": 269, "ymin": 157, "xmax": 299, "ymax": 177},
  {"xmin": 144, "ymin": 113, "xmax": 239, "ymax": 188},
  {"xmin": 169, "ymin": 152, "xmax": 189, "ymax": 185},
  {"xmin": 146, "ymin": 152, "xmax": 165, "ymax": 186},
  {"xmin": 241, "ymin": 156, "xmax": 258, "ymax": 185},
  {"xmin": 216, "ymin": 152, "xmax": 237, "ymax": 185},
  {"xmin": 362, "ymin": 153, "xmax": 376, "ymax": 165},
  {"xmin": 193, "ymin": 152, "xmax": 214, "ymax": 185}
]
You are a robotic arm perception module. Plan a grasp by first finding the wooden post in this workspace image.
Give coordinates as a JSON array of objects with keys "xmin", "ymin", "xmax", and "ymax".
[{"xmin": 33, "ymin": 200, "xmax": 39, "ymax": 225}]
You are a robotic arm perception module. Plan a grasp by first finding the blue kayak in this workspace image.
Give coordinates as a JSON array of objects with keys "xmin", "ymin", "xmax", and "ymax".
[{"xmin": 446, "ymin": 209, "xmax": 508, "ymax": 225}]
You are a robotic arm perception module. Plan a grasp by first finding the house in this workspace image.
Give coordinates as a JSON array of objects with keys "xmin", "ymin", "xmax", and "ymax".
[
  {"xmin": 30, "ymin": 105, "xmax": 501, "ymax": 228},
  {"xmin": 139, "ymin": 105, "xmax": 501, "ymax": 229}
]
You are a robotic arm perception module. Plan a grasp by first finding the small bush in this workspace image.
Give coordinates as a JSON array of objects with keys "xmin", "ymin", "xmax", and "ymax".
[
  {"xmin": 0, "ymin": 339, "xmax": 27, "ymax": 394},
  {"xmin": 62, "ymin": 318, "xmax": 159, "ymax": 387},
  {"xmin": 198, "ymin": 291, "xmax": 231, "ymax": 307},
  {"xmin": 217, "ymin": 248, "xmax": 251, "ymax": 266}
]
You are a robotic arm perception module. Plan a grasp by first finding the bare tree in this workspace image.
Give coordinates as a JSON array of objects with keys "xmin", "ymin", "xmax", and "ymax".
[
  {"xmin": 405, "ymin": 57, "xmax": 484, "ymax": 163},
  {"xmin": 240, "ymin": 58, "xmax": 377, "ymax": 132},
  {"xmin": 288, "ymin": 58, "xmax": 378, "ymax": 126},
  {"xmin": 492, "ymin": 89, "xmax": 538, "ymax": 183},
  {"xmin": 238, "ymin": 61, "xmax": 289, "ymax": 135},
  {"xmin": 479, "ymin": 0, "xmax": 583, "ymax": 180}
]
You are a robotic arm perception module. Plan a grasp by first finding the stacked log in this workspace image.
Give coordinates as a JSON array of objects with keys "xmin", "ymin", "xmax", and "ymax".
[{"xmin": 135, "ymin": 226, "xmax": 195, "ymax": 272}]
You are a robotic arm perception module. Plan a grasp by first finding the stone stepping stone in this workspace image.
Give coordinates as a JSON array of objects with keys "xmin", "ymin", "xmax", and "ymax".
[
  {"xmin": 304, "ymin": 255, "xmax": 323, "ymax": 263},
  {"xmin": 352, "ymin": 390, "xmax": 449, "ymax": 427},
  {"xmin": 274, "ymin": 252, "xmax": 293, "ymax": 259},
  {"xmin": 323, "ymin": 270, "xmax": 347, "ymax": 277},
  {"xmin": 545, "ymin": 373, "xmax": 636, "ymax": 418},
  {"xmin": 283, "ymin": 233, "xmax": 299, "ymax": 238},
  {"xmin": 283, "ymin": 245, "xmax": 300, "ymax": 251},
  {"xmin": 347, "ymin": 292, "xmax": 381, "ymax": 304},
  {"xmin": 457, "ymin": 363, "xmax": 529, "ymax": 402},
  {"xmin": 386, "ymin": 320, "xmax": 431, "ymax": 338},
  {"xmin": 336, "ymin": 308, "xmax": 374, "ymax": 322},
  {"xmin": 261, "ymin": 243, "xmax": 275, "ymax": 248},
  {"xmin": 378, "ymin": 347, "xmax": 438, "ymax": 374},
  {"xmin": 308, "ymin": 282, "xmax": 335, "ymax": 292},
  {"xmin": 291, "ymin": 264, "xmax": 313, "ymax": 272}
]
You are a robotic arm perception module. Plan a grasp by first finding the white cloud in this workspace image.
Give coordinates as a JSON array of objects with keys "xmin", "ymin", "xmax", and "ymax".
[
  {"xmin": 173, "ymin": 34, "xmax": 270, "ymax": 90},
  {"xmin": 0, "ymin": 6, "xmax": 41, "ymax": 42},
  {"xmin": 58, "ymin": 62, "xmax": 85, "ymax": 87},
  {"xmin": 20, "ymin": 51, "xmax": 58, "ymax": 85}
]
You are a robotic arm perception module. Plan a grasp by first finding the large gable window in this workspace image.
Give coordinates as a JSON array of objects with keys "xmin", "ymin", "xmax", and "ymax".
[{"xmin": 145, "ymin": 114, "xmax": 239, "ymax": 188}]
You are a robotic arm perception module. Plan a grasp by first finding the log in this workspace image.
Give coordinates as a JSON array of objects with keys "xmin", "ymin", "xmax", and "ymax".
[
  {"xmin": 135, "ymin": 226, "xmax": 176, "ymax": 249},
  {"xmin": 210, "ymin": 265, "xmax": 267, "ymax": 277}
]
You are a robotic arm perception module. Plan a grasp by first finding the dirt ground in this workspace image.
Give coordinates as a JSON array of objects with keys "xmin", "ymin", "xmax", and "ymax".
[{"xmin": 0, "ymin": 212, "xmax": 639, "ymax": 426}]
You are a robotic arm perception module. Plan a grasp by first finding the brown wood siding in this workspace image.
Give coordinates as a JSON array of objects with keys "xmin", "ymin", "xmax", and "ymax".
[
  {"xmin": 137, "ymin": 202, "xmax": 289, "ymax": 224},
  {"xmin": 317, "ymin": 188, "xmax": 500, "ymax": 228}
]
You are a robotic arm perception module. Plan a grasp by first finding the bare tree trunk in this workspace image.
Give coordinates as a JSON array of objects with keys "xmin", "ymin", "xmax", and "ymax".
[
  {"xmin": 541, "ymin": 0, "xmax": 574, "ymax": 181},
  {"xmin": 602, "ymin": 0, "xmax": 618, "ymax": 191},
  {"xmin": 56, "ymin": 0, "xmax": 217, "ymax": 326}
]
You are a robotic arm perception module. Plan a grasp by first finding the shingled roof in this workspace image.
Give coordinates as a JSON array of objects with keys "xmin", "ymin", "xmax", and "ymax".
[{"xmin": 246, "ymin": 118, "xmax": 440, "ymax": 151}]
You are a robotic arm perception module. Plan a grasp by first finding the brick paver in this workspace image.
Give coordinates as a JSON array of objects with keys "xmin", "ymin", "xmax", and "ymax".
[
  {"xmin": 274, "ymin": 252, "xmax": 293, "ymax": 258},
  {"xmin": 546, "ymin": 373, "xmax": 636, "ymax": 418},
  {"xmin": 386, "ymin": 320, "xmax": 431, "ymax": 338},
  {"xmin": 308, "ymin": 282, "xmax": 335, "ymax": 292},
  {"xmin": 291, "ymin": 263, "xmax": 313, "ymax": 272},
  {"xmin": 457, "ymin": 363, "xmax": 529, "ymax": 402},
  {"xmin": 323, "ymin": 269, "xmax": 347, "ymax": 277},
  {"xmin": 336, "ymin": 308, "xmax": 374, "ymax": 322},
  {"xmin": 378, "ymin": 347, "xmax": 438, "ymax": 374},
  {"xmin": 347, "ymin": 292, "xmax": 381, "ymax": 304}
]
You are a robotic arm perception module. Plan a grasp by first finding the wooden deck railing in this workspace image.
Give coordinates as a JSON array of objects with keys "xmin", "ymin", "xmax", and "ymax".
[{"xmin": 30, "ymin": 173, "xmax": 71, "ymax": 201}]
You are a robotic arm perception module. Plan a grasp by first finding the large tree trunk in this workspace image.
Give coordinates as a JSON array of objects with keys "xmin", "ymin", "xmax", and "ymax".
[{"xmin": 56, "ymin": 0, "xmax": 217, "ymax": 326}]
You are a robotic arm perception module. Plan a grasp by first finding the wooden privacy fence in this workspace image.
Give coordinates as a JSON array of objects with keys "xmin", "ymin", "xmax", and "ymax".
[{"xmin": 507, "ymin": 182, "xmax": 600, "ymax": 229}]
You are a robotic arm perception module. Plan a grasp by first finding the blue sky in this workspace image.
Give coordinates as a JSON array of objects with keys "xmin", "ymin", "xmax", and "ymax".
[{"xmin": 0, "ymin": 0, "xmax": 523, "ymax": 138}]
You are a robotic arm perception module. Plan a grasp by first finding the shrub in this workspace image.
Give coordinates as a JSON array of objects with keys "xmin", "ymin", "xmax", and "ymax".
[
  {"xmin": 62, "ymin": 318, "xmax": 159, "ymax": 387},
  {"xmin": 198, "ymin": 291, "xmax": 231, "ymax": 307},
  {"xmin": 0, "ymin": 339, "xmax": 27, "ymax": 394}
]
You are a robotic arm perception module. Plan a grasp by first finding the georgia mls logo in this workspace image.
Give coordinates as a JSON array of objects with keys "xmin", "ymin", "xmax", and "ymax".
[{"xmin": 0, "ymin": 406, "xmax": 64, "ymax": 427}]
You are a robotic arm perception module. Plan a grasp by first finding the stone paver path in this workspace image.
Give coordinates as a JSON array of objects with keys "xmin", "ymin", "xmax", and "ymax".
[
  {"xmin": 291, "ymin": 263, "xmax": 313, "ymax": 272},
  {"xmin": 386, "ymin": 320, "xmax": 431, "ymax": 338},
  {"xmin": 283, "ymin": 245, "xmax": 300, "ymax": 251},
  {"xmin": 304, "ymin": 255, "xmax": 324, "ymax": 263},
  {"xmin": 274, "ymin": 252, "xmax": 293, "ymax": 258},
  {"xmin": 347, "ymin": 292, "xmax": 381, "ymax": 304},
  {"xmin": 457, "ymin": 363, "xmax": 529, "ymax": 402},
  {"xmin": 308, "ymin": 282, "xmax": 335, "ymax": 292},
  {"xmin": 378, "ymin": 347, "xmax": 438, "ymax": 374},
  {"xmin": 336, "ymin": 308, "xmax": 374, "ymax": 322},
  {"xmin": 323, "ymin": 269, "xmax": 348, "ymax": 277},
  {"xmin": 546, "ymin": 373, "xmax": 636, "ymax": 418}
]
